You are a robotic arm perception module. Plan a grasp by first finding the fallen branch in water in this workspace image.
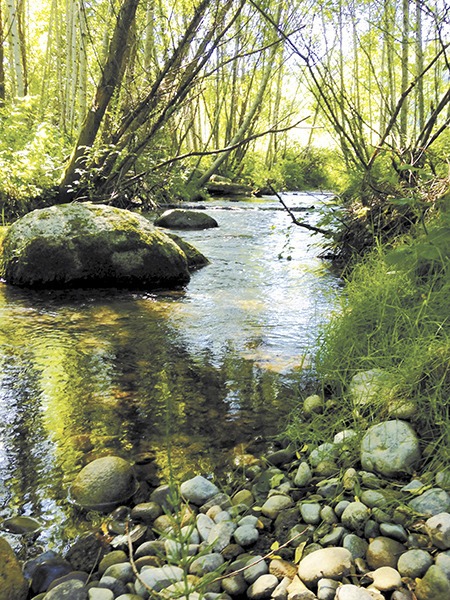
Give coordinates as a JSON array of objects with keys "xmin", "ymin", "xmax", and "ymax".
[{"xmin": 267, "ymin": 183, "xmax": 333, "ymax": 236}]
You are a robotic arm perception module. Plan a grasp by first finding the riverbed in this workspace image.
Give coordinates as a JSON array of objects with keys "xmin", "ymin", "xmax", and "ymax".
[{"xmin": 0, "ymin": 193, "xmax": 339, "ymax": 550}]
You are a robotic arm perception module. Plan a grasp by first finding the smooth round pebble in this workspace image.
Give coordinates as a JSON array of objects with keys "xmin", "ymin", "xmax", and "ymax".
[
  {"xmin": 368, "ymin": 566, "xmax": 402, "ymax": 591},
  {"xmin": 366, "ymin": 537, "xmax": 406, "ymax": 569},
  {"xmin": 247, "ymin": 574, "xmax": 279, "ymax": 599},
  {"xmin": 298, "ymin": 547, "xmax": 353, "ymax": 586},
  {"xmin": 300, "ymin": 502, "xmax": 321, "ymax": 525},
  {"xmin": 233, "ymin": 524, "xmax": 259, "ymax": 547},
  {"xmin": 335, "ymin": 584, "xmax": 374, "ymax": 599},
  {"xmin": 88, "ymin": 589, "xmax": 114, "ymax": 600},
  {"xmin": 397, "ymin": 549, "xmax": 433, "ymax": 578},
  {"xmin": 341, "ymin": 502, "xmax": 370, "ymax": 533}
]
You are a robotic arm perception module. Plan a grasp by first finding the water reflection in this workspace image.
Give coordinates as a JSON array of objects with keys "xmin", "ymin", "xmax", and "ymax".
[{"xmin": 0, "ymin": 193, "xmax": 339, "ymax": 549}]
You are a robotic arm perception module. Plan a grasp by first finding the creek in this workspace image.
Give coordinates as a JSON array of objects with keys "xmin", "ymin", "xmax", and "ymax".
[{"xmin": 0, "ymin": 192, "xmax": 340, "ymax": 551}]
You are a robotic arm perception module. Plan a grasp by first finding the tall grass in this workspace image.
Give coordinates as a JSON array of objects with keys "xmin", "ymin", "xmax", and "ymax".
[{"xmin": 287, "ymin": 208, "xmax": 450, "ymax": 474}]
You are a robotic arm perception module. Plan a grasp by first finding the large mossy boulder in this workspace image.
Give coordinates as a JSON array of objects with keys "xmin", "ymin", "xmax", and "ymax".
[
  {"xmin": 0, "ymin": 536, "xmax": 29, "ymax": 600},
  {"xmin": 155, "ymin": 209, "xmax": 218, "ymax": 230},
  {"xmin": 70, "ymin": 456, "xmax": 136, "ymax": 511},
  {"xmin": 0, "ymin": 202, "xmax": 205, "ymax": 288}
]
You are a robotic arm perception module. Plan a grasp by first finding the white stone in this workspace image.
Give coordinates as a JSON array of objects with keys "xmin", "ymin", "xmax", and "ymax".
[
  {"xmin": 335, "ymin": 584, "xmax": 375, "ymax": 600},
  {"xmin": 368, "ymin": 566, "xmax": 402, "ymax": 591},
  {"xmin": 247, "ymin": 574, "xmax": 279, "ymax": 599},
  {"xmin": 298, "ymin": 547, "xmax": 353, "ymax": 586},
  {"xmin": 196, "ymin": 513, "xmax": 215, "ymax": 542},
  {"xmin": 425, "ymin": 512, "xmax": 450, "ymax": 549}
]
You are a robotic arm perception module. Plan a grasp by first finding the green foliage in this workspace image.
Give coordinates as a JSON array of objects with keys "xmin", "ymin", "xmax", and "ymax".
[
  {"xmin": 241, "ymin": 145, "xmax": 339, "ymax": 191},
  {"xmin": 309, "ymin": 206, "xmax": 450, "ymax": 472},
  {"xmin": 0, "ymin": 97, "xmax": 68, "ymax": 220}
]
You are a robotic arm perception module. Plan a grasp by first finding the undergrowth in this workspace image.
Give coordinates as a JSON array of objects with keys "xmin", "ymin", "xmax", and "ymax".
[{"xmin": 286, "ymin": 197, "xmax": 450, "ymax": 476}]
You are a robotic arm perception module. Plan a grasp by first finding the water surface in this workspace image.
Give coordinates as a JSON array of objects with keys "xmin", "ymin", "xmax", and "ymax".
[{"xmin": 0, "ymin": 193, "xmax": 339, "ymax": 549}]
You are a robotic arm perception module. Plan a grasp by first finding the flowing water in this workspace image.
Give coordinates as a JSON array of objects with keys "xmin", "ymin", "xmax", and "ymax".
[{"xmin": 0, "ymin": 193, "xmax": 340, "ymax": 550}]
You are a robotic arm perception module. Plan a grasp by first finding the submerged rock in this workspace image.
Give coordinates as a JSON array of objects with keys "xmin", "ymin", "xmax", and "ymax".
[
  {"xmin": 155, "ymin": 209, "xmax": 218, "ymax": 230},
  {"xmin": 70, "ymin": 456, "xmax": 136, "ymax": 511},
  {"xmin": 1, "ymin": 203, "xmax": 202, "ymax": 288}
]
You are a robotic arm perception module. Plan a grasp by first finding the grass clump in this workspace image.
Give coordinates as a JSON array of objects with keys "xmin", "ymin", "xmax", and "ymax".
[{"xmin": 286, "ymin": 203, "xmax": 450, "ymax": 476}]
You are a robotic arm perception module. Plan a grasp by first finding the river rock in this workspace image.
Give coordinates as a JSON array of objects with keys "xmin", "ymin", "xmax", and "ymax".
[
  {"xmin": 0, "ymin": 537, "xmax": 28, "ymax": 600},
  {"xmin": 286, "ymin": 575, "xmax": 316, "ymax": 600},
  {"xmin": 165, "ymin": 232, "xmax": 209, "ymax": 269},
  {"xmin": 1, "ymin": 203, "xmax": 198, "ymax": 288},
  {"xmin": 43, "ymin": 580, "xmax": 88, "ymax": 599},
  {"xmin": 300, "ymin": 502, "xmax": 321, "ymax": 525},
  {"xmin": 155, "ymin": 209, "xmax": 218, "ymax": 230},
  {"xmin": 360, "ymin": 420, "xmax": 421, "ymax": 477},
  {"xmin": 102, "ymin": 562, "xmax": 134, "ymax": 583},
  {"xmin": 294, "ymin": 462, "xmax": 313, "ymax": 487},
  {"xmin": 303, "ymin": 394, "xmax": 324, "ymax": 416},
  {"xmin": 343, "ymin": 534, "xmax": 369, "ymax": 559},
  {"xmin": 348, "ymin": 369, "xmax": 392, "ymax": 408},
  {"xmin": 180, "ymin": 475, "xmax": 219, "ymax": 505},
  {"xmin": 340, "ymin": 502, "xmax": 370, "ymax": 533},
  {"xmin": 98, "ymin": 551, "xmax": 128, "ymax": 576},
  {"xmin": 414, "ymin": 565, "xmax": 450, "ymax": 600},
  {"xmin": 335, "ymin": 584, "xmax": 374, "ymax": 600},
  {"xmin": 366, "ymin": 537, "xmax": 406, "ymax": 569},
  {"xmin": 208, "ymin": 520, "xmax": 237, "ymax": 552},
  {"xmin": 2, "ymin": 515, "xmax": 42, "ymax": 534},
  {"xmin": 243, "ymin": 556, "xmax": 269, "ymax": 584},
  {"xmin": 261, "ymin": 494, "xmax": 294, "ymax": 519},
  {"xmin": 205, "ymin": 179, "xmax": 254, "ymax": 197},
  {"xmin": 425, "ymin": 512, "xmax": 450, "ymax": 548},
  {"xmin": 247, "ymin": 574, "xmax": 279, "ymax": 599},
  {"xmin": 408, "ymin": 488, "xmax": 450, "ymax": 516},
  {"xmin": 134, "ymin": 565, "xmax": 184, "ymax": 596},
  {"xmin": 309, "ymin": 443, "xmax": 336, "ymax": 467},
  {"xmin": 396, "ymin": 549, "xmax": 433, "ymax": 578},
  {"xmin": 221, "ymin": 573, "xmax": 248, "ymax": 596},
  {"xmin": 297, "ymin": 547, "xmax": 352, "ymax": 586},
  {"xmin": 70, "ymin": 456, "xmax": 136, "ymax": 510},
  {"xmin": 233, "ymin": 524, "xmax": 259, "ymax": 547},
  {"xmin": 88, "ymin": 589, "xmax": 114, "ymax": 600},
  {"xmin": 189, "ymin": 553, "xmax": 224, "ymax": 576},
  {"xmin": 317, "ymin": 578, "xmax": 340, "ymax": 600},
  {"xmin": 368, "ymin": 566, "xmax": 401, "ymax": 591}
]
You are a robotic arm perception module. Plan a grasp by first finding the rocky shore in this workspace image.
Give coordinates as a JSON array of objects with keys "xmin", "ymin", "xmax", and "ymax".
[{"xmin": 1, "ymin": 383, "xmax": 450, "ymax": 600}]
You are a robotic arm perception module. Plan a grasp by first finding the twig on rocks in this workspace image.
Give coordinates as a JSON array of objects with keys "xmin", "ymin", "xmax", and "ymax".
[
  {"xmin": 209, "ymin": 528, "xmax": 308, "ymax": 584},
  {"xmin": 127, "ymin": 521, "xmax": 162, "ymax": 599}
]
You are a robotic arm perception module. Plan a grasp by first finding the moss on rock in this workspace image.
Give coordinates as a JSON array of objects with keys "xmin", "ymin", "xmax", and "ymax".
[{"xmin": 1, "ymin": 203, "xmax": 204, "ymax": 288}]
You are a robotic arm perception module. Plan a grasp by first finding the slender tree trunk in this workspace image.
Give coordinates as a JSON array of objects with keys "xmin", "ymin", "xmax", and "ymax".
[
  {"xmin": 415, "ymin": 0, "xmax": 424, "ymax": 133},
  {"xmin": 195, "ymin": 36, "xmax": 279, "ymax": 189},
  {"xmin": 58, "ymin": 0, "xmax": 140, "ymax": 200},
  {"xmin": 7, "ymin": 0, "xmax": 25, "ymax": 97},
  {"xmin": 400, "ymin": 0, "xmax": 410, "ymax": 145},
  {"xmin": 0, "ymin": 2, "xmax": 5, "ymax": 104}
]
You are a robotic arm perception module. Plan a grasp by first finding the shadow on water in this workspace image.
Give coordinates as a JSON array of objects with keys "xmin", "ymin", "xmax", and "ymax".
[{"xmin": 0, "ymin": 193, "xmax": 340, "ymax": 550}]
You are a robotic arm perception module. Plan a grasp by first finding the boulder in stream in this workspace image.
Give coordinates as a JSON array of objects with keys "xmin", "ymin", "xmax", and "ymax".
[
  {"xmin": 70, "ymin": 455, "xmax": 137, "ymax": 511},
  {"xmin": 155, "ymin": 208, "xmax": 218, "ymax": 230},
  {"xmin": 1, "ymin": 202, "xmax": 207, "ymax": 288}
]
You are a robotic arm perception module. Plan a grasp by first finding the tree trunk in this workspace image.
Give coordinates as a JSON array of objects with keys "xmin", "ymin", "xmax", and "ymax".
[
  {"xmin": 0, "ymin": 2, "xmax": 5, "ymax": 104},
  {"xmin": 58, "ymin": 0, "xmax": 140, "ymax": 201}
]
